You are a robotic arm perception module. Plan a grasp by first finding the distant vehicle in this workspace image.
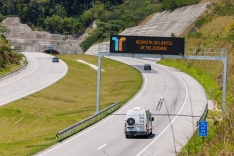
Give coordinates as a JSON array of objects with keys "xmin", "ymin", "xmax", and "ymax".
[
  {"xmin": 144, "ymin": 64, "xmax": 151, "ymax": 70},
  {"xmin": 124, "ymin": 107, "xmax": 154, "ymax": 138},
  {"xmin": 43, "ymin": 49, "xmax": 60, "ymax": 55},
  {"xmin": 52, "ymin": 57, "xmax": 59, "ymax": 62}
]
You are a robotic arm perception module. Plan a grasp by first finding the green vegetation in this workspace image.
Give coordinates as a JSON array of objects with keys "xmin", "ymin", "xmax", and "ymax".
[
  {"xmin": 159, "ymin": 0, "xmax": 200, "ymax": 11},
  {"xmin": 1, "ymin": 0, "xmax": 234, "ymax": 155},
  {"xmin": 0, "ymin": 23, "xmax": 9, "ymax": 34},
  {"xmin": 81, "ymin": 0, "xmax": 201, "ymax": 51},
  {"xmin": 77, "ymin": 0, "xmax": 161, "ymax": 51},
  {"xmin": 0, "ymin": 34, "xmax": 23, "ymax": 75},
  {"xmin": 0, "ymin": 0, "xmax": 123, "ymax": 35},
  {"xmin": 159, "ymin": 59, "xmax": 222, "ymax": 103},
  {"xmin": 0, "ymin": 54, "xmax": 142, "ymax": 156},
  {"xmin": 0, "ymin": 0, "xmax": 201, "ymax": 51},
  {"xmin": 159, "ymin": 0, "xmax": 234, "ymax": 155}
]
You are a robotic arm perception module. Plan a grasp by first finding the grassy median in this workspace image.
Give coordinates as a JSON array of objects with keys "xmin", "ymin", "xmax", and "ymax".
[{"xmin": 0, "ymin": 54, "xmax": 143, "ymax": 156}]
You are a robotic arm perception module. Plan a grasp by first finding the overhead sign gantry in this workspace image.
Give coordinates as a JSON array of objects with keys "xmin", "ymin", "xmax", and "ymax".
[
  {"xmin": 96, "ymin": 35, "xmax": 185, "ymax": 114},
  {"xmin": 96, "ymin": 35, "xmax": 227, "ymax": 120},
  {"xmin": 110, "ymin": 35, "xmax": 185, "ymax": 55}
]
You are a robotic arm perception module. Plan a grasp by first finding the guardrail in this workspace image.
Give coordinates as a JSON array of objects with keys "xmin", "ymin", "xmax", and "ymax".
[
  {"xmin": 0, "ymin": 56, "xmax": 28, "ymax": 81},
  {"xmin": 56, "ymin": 100, "xmax": 120, "ymax": 142},
  {"xmin": 199, "ymin": 103, "xmax": 208, "ymax": 121}
]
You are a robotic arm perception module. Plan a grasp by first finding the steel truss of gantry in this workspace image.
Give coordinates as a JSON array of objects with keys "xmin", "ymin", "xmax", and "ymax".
[{"xmin": 96, "ymin": 44, "xmax": 228, "ymax": 119}]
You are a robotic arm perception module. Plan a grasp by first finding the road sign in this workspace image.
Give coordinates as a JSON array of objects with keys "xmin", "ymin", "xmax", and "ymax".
[
  {"xmin": 198, "ymin": 121, "xmax": 208, "ymax": 137},
  {"xmin": 110, "ymin": 35, "xmax": 184, "ymax": 55},
  {"xmin": 48, "ymin": 46, "xmax": 53, "ymax": 50}
]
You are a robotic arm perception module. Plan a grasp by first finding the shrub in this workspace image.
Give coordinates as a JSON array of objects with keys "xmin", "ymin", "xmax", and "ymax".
[
  {"xmin": 226, "ymin": 33, "xmax": 234, "ymax": 42},
  {"xmin": 188, "ymin": 32, "xmax": 203, "ymax": 38},
  {"xmin": 195, "ymin": 17, "xmax": 208, "ymax": 28}
]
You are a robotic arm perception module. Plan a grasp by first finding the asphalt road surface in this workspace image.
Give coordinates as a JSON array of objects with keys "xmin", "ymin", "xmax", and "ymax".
[
  {"xmin": 36, "ymin": 56, "xmax": 207, "ymax": 156},
  {"xmin": 0, "ymin": 52, "xmax": 68, "ymax": 106}
]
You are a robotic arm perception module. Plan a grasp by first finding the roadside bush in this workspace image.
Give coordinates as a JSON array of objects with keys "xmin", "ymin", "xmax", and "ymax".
[
  {"xmin": 159, "ymin": 0, "xmax": 200, "ymax": 11},
  {"xmin": 226, "ymin": 33, "xmax": 234, "ymax": 42},
  {"xmin": 195, "ymin": 16, "xmax": 211, "ymax": 28},
  {"xmin": 81, "ymin": 19, "xmax": 125, "ymax": 51},
  {"xmin": 201, "ymin": 107, "xmax": 234, "ymax": 155},
  {"xmin": 188, "ymin": 32, "xmax": 203, "ymax": 39},
  {"xmin": 213, "ymin": 0, "xmax": 234, "ymax": 16}
]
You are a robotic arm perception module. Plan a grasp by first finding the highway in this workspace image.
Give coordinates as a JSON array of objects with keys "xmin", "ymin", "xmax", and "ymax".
[
  {"xmin": 36, "ymin": 56, "xmax": 207, "ymax": 156},
  {"xmin": 0, "ymin": 52, "xmax": 68, "ymax": 106}
]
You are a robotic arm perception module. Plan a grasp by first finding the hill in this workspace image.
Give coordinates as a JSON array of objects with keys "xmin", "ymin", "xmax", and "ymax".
[
  {"xmin": 2, "ymin": 17, "xmax": 83, "ymax": 54},
  {"xmin": 159, "ymin": 0, "xmax": 234, "ymax": 155},
  {"xmin": 85, "ymin": 2, "xmax": 209, "ymax": 55}
]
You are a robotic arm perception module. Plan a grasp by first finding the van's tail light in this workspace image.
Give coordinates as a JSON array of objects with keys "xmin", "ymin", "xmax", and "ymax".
[
  {"xmin": 124, "ymin": 123, "xmax": 126, "ymax": 130},
  {"xmin": 146, "ymin": 123, "xmax": 148, "ymax": 130}
]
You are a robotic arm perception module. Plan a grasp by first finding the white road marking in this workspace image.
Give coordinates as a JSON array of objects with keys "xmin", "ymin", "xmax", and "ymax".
[
  {"xmin": 38, "ymin": 67, "xmax": 148, "ymax": 156},
  {"xmin": 0, "ymin": 54, "xmax": 39, "ymax": 87},
  {"xmin": 98, "ymin": 144, "xmax": 107, "ymax": 150},
  {"xmin": 76, "ymin": 59, "xmax": 104, "ymax": 71},
  {"xmin": 37, "ymin": 60, "xmax": 184, "ymax": 156},
  {"xmin": 0, "ymin": 54, "xmax": 68, "ymax": 107},
  {"xmin": 136, "ymin": 68, "xmax": 188, "ymax": 156}
]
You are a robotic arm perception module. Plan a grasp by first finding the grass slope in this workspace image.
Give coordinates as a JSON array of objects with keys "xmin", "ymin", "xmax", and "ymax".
[
  {"xmin": 159, "ymin": 2, "xmax": 234, "ymax": 155},
  {"xmin": 0, "ymin": 36, "xmax": 23, "ymax": 75}
]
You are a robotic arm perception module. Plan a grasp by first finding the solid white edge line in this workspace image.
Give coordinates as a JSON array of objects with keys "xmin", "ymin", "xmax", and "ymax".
[
  {"xmin": 38, "ymin": 66, "xmax": 148, "ymax": 156},
  {"xmin": 0, "ymin": 56, "xmax": 68, "ymax": 107},
  {"xmin": 136, "ymin": 68, "xmax": 188, "ymax": 156},
  {"xmin": 98, "ymin": 144, "xmax": 107, "ymax": 150}
]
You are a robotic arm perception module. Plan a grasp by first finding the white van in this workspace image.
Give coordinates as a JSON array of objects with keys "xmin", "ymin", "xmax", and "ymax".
[{"xmin": 124, "ymin": 107, "xmax": 154, "ymax": 138}]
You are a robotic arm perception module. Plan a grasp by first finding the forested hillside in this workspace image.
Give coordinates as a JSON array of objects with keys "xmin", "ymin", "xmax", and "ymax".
[
  {"xmin": 0, "ymin": 0, "xmax": 200, "ymax": 51},
  {"xmin": 0, "ymin": 0, "xmax": 123, "ymax": 36},
  {"xmin": 0, "ymin": 22, "xmax": 23, "ymax": 74},
  {"xmin": 0, "ymin": 35, "xmax": 22, "ymax": 75}
]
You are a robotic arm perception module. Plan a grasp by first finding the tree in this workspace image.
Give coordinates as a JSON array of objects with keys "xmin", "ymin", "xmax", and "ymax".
[{"xmin": 0, "ymin": 23, "xmax": 10, "ymax": 35}]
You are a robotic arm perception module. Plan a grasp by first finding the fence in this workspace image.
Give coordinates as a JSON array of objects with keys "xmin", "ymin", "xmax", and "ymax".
[
  {"xmin": 56, "ymin": 101, "xmax": 120, "ymax": 142},
  {"xmin": 0, "ymin": 56, "xmax": 28, "ymax": 81}
]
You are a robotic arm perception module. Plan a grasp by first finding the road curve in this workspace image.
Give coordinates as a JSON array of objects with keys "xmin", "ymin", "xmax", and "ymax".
[
  {"xmin": 0, "ymin": 52, "xmax": 68, "ymax": 106},
  {"xmin": 35, "ymin": 57, "xmax": 207, "ymax": 156}
]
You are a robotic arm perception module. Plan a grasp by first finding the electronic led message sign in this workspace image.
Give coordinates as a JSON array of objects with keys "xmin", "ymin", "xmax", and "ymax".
[{"xmin": 110, "ymin": 35, "xmax": 184, "ymax": 55}]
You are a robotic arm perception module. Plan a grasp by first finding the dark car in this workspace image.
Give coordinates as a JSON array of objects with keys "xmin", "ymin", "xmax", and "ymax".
[
  {"xmin": 52, "ymin": 57, "xmax": 59, "ymax": 62},
  {"xmin": 144, "ymin": 64, "xmax": 151, "ymax": 70},
  {"xmin": 43, "ymin": 49, "xmax": 60, "ymax": 55}
]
